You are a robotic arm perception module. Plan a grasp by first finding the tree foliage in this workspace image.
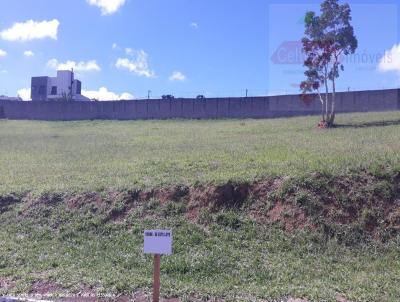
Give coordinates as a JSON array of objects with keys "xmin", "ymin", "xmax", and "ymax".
[{"xmin": 300, "ymin": 0, "xmax": 358, "ymax": 127}]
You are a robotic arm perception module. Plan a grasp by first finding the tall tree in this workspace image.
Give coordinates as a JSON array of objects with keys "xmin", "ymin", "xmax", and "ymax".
[{"xmin": 300, "ymin": 0, "xmax": 358, "ymax": 127}]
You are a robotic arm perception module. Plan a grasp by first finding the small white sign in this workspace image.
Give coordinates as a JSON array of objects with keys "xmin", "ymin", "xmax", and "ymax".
[{"xmin": 144, "ymin": 230, "xmax": 173, "ymax": 255}]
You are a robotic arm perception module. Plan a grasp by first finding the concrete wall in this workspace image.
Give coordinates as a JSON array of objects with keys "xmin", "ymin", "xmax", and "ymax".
[{"xmin": 0, "ymin": 89, "xmax": 399, "ymax": 121}]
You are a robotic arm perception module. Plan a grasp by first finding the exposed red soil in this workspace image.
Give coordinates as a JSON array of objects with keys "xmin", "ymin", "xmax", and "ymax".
[
  {"xmin": 0, "ymin": 277, "xmax": 16, "ymax": 292},
  {"xmin": 265, "ymin": 201, "xmax": 313, "ymax": 232},
  {"xmin": 4, "ymin": 172, "xmax": 400, "ymax": 241},
  {"xmin": 67, "ymin": 192, "xmax": 104, "ymax": 210},
  {"xmin": 29, "ymin": 280, "xmax": 62, "ymax": 295},
  {"xmin": 335, "ymin": 293, "xmax": 354, "ymax": 302},
  {"xmin": 0, "ymin": 194, "xmax": 22, "ymax": 214}
]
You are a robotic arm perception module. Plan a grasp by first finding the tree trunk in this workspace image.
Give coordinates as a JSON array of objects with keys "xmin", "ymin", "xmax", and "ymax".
[
  {"xmin": 324, "ymin": 68, "xmax": 329, "ymax": 123},
  {"xmin": 317, "ymin": 92, "xmax": 325, "ymax": 121},
  {"xmin": 329, "ymin": 77, "xmax": 336, "ymax": 126}
]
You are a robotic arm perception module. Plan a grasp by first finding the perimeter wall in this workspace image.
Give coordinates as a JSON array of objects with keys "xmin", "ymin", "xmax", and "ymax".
[{"xmin": 0, "ymin": 89, "xmax": 399, "ymax": 121}]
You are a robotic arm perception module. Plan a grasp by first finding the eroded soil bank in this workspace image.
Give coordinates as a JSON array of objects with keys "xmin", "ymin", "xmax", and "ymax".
[{"xmin": 3, "ymin": 171, "xmax": 399, "ymax": 243}]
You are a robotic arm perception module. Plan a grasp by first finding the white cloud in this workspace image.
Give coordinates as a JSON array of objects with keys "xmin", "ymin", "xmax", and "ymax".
[
  {"xmin": 190, "ymin": 22, "xmax": 199, "ymax": 29},
  {"xmin": 379, "ymin": 44, "xmax": 400, "ymax": 72},
  {"xmin": 112, "ymin": 43, "xmax": 118, "ymax": 49},
  {"xmin": 17, "ymin": 88, "xmax": 31, "ymax": 101},
  {"xmin": 125, "ymin": 47, "xmax": 133, "ymax": 55},
  {"xmin": 169, "ymin": 71, "xmax": 186, "ymax": 81},
  {"xmin": 23, "ymin": 50, "xmax": 34, "ymax": 57},
  {"xmin": 0, "ymin": 49, "xmax": 7, "ymax": 57},
  {"xmin": 47, "ymin": 58, "xmax": 101, "ymax": 72},
  {"xmin": 87, "ymin": 0, "xmax": 126, "ymax": 15},
  {"xmin": 0, "ymin": 19, "xmax": 59, "ymax": 41},
  {"xmin": 115, "ymin": 50, "xmax": 155, "ymax": 77},
  {"xmin": 82, "ymin": 87, "xmax": 134, "ymax": 101}
]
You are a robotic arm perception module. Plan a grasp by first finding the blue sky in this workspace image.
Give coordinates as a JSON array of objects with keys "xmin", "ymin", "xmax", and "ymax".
[{"xmin": 0, "ymin": 0, "xmax": 399, "ymax": 100}]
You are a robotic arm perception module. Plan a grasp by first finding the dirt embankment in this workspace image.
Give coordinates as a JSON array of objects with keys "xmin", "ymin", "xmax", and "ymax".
[{"xmin": 2, "ymin": 171, "xmax": 400, "ymax": 242}]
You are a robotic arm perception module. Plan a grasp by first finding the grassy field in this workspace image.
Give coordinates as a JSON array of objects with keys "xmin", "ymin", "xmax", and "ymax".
[
  {"xmin": 1, "ymin": 111, "xmax": 400, "ymax": 195},
  {"xmin": 1, "ymin": 112, "xmax": 400, "ymax": 301},
  {"xmin": 1, "ymin": 196, "xmax": 399, "ymax": 302}
]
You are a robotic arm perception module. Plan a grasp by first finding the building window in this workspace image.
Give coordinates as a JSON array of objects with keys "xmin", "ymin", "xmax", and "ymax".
[
  {"xmin": 51, "ymin": 86, "xmax": 57, "ymax": 95},
  {"xmin": 76, "ymin": 81, "xmax": 81, "ymax": 95},
  {"xmin": 39, "ymin": 85, "xmax": 46, "ymax": 95}
]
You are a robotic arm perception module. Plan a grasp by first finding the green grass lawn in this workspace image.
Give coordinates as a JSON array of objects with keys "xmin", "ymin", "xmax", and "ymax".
[
  {"xmin": 1, "ymin": 198, "xmax": 399, "ymax": 302},
  {"xmin": 1, "ymin": 111, "xmax": 400, "ymax": 195},
  {"xmin": 1, "ymin": 111, "xmax": 400, "ymax": 301}
]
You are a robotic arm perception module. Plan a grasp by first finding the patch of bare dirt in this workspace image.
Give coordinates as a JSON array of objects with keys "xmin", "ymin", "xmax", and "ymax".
[
  {"xmin": 0, "ymin": 277, "xmax": 16, "ymax": 292},
  {"xmin": 32, "ymin": 193, "xmax": 64, "ymax": 207},
  {"xmin": 67, "ymin": 192, "xmax": 103, "ymax": 210},
  {"xmin": 3, "ymin": 172, "xmax": 400, "ymax": 241},
  {"xmin": 0, "ymin": 194, "xmax": 22, "ymax": 214},
  {"xmin": 265, "ymin": 201, "xmax": 313, "ymax": 232},
  {"xmin": 335, "ymin": 293, "xmax": 354, "ymax": 302},
  {"xmin": 186, "ymin": 182, "xmax": 250, "ymax": 219},
  {"xmin": 286, "ymin": 298, "xmax": 309, "ymax": 302},
  {"xmin": 29, "ymin": 280, "xmax": 62, "ymax": 296},
  {"xmin": 387, "ymin": 205, "xmax": 400, "ymax": 231}
]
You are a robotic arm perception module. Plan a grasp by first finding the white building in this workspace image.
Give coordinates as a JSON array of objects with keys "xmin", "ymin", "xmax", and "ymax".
[{"xmin": 31, "ymin": 70, "xmax": 90, "ymax": 101}]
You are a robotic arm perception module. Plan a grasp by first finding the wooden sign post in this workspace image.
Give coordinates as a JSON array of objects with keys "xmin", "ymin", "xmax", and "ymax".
[
  {"xmin": 153, "ymin": 254, "xmax": 161, "ymax": 302},
  {"xmin": 144, "ymin": 230, "xmax": 173, "ymax": 302}
]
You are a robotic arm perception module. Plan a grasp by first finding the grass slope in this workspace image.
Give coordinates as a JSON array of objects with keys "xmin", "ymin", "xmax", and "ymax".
[
  {"xmin": 0, "ymin": 112, "xmax": 400, "ymax": 195},
  {"xmin": 0, "ymin": 196, "xmax": 399, "ymax": 302}
]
